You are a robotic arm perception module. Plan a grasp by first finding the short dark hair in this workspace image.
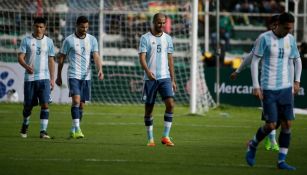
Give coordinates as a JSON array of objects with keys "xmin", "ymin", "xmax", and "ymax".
[
  {"xmin": 76, "ymin": 16, "xmax": 89, "ymax": 25},
  {"xmin": 33, "ymin": 17, "xmax": 46, "ymax": 25},
  {"xmin": 270, "ymin": 14, "xmax": 279, "ymax": 24},
  {"xmin": 152, "ymin": 13, "xmax": 166, "ymax": 23},
  {"xmin": 278, "ymin": 12, "xmax": 294, "ymax": 24}
]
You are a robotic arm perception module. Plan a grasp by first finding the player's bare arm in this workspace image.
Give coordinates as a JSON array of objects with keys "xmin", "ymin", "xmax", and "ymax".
[
  {"xmin": 55, "ymin": 53, "xmax": 65, "ymax": 86},
  {"xmin": 48, "ymin": 56, "xmax": 55, "ymax": 90},
  {"xmin": 18, "ymin": 53, "xmax": 33, "ymax": 74},
  {"xmin": 230, "ymin": 72, "xmax": 238, "ymax": 80},
  {"xmin": 93, "ymin": 52, "xmax": 104, "ymax": 80},
  {"xmin": 139, "ymin": 52, "xmax": 156, "ymax": 80},
  {"xmin": 168, "ymin": 53, "xmax": 176, "ymax": 92},
  {"xmin": 293, "ymin": 81, "xmax": 300, "ymax": 95}
]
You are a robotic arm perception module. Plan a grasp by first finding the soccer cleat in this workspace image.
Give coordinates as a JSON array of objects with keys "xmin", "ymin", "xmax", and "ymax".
[
  {"xmin": 161, "ymin": 137, "xmax": 174, "ymax": 146},
  {"xmin": 271, "ymin": 143, "xmax": 280, "ymax": 151},
  {"xmin": 246, "ymin": 140, "xmax": 257, "ymax": 167},
  {"xmin": 69, "ymin": 131, "xmax": 75, "ymax": 139},
  {"xmin": 40, "ymin": 131, "xmax": 51, "ymax": 139},
  {"xmin": 20, "ymin": 124, "xmax": 29, "ymax": 138},
  {"xmin": 277, "ymin": 161, "xmax": 296, "ymax": 171},
  {"xmin": 147, "ymin": 139, "xmax": 156, "ymax": 147},
  {"xmin": 74, "ymin": 129, "xmax": 84, "ymax": 139},
  {"xmin": 264, "ymin": 137, "xmax": 271, "ymax": 151}
]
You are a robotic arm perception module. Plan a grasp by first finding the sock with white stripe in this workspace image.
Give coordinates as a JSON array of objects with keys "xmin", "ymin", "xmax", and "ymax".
[
  {"xmin": 163, "ymin": 112, "xmax": 173, "ymax": 138},
  {"xmin": 40, "ymin": 109, "xmax": 49, "ymax": 132},
  {"xmin": 144, "ymin": 116, "xmax": 154, "ymax": 141}
]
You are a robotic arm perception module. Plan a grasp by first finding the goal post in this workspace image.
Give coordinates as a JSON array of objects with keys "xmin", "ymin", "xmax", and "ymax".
[{"xmin": 0, "ymin": 0, "xmax": 216, "ymax": 113}]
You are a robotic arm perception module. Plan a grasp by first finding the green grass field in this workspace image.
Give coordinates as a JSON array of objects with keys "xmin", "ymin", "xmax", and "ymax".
[{"xmin": 0, "ymin": 103, "xmax": 306, "ymax": 175}]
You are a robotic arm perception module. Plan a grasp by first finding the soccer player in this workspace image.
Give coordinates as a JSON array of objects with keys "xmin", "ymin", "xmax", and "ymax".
[
  {"xmin": 139, "ymin": 13, "xmax": 177, "ymax": 147},
  {"xmin": 246, "ymin": 12, "xmax": 302, "ymax": 170},
  {"xmin": 18, "ymin": 17, "xmax": 55, "ymax": 139},
  {"xmin": 230, "ymin": 15, "xmax": 280, "ymax": 152},
  {"xmin": 56, "ymin": 16, "xmax": 103, "ymax": 139}
]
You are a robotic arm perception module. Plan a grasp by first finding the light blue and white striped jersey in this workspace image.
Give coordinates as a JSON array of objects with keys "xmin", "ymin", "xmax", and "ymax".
[
  {"xmin": 138, "ymin": 32, "xmax": 174, "ymax": 80},
  {"xmin": 253, "ymin": 31, "xmax": 300, "ymax": 90},
  {"xmin": 60, "ymin": 33, "xmax": 98, "ymax": 80},
  {"xmin": 19, "ymin": 35, "xmax": 55, "ymax": 81}
]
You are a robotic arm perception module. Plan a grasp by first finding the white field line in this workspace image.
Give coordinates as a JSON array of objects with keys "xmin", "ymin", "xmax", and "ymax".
[{"xmin": 7, "ymin": 157, "xmax": 276, "ymax": 169}]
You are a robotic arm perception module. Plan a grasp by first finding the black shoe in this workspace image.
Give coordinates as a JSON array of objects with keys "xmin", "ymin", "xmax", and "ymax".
[
  {"xmin": 40, "ymin": 131, "xmax": 51, "ymax": 139},
  {"xmin": 20, "ymin": 124, "xmax": 29, "ymax": 138}
]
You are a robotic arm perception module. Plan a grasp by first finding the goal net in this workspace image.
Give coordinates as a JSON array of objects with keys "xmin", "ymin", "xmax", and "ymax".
[{"xmin": 0, "ymin": 0, "xmax": 216, "ymax": 113}]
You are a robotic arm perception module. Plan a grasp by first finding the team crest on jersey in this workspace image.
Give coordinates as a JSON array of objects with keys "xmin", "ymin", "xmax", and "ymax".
[
  {"xmin": 273, "ymin": 44, "xmax": 277, "ymax": 47},
  {"xmin": 285, "ymin": 44, "xmax": 290, "ymax": 49},
  {"xmin": 152, "ymin": 42, "xmax": 156, "ymax": 45}
]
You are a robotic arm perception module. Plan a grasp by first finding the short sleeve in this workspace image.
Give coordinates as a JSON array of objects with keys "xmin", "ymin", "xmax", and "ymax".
[
  {"xmin": 253, "ymin": 35, "xmax": 266, "ymax": 58},
  {"xmin": 167, "ymin": 36, "xmax": 174, "ymax": 54},
  {"xmin": 91, "ymin": 36, "xmax": 99, "ymax": 52},
  {"xmin": 60, "ymin": 38, "xmax": 69, "ymax": 55},
  {"xmin": 138, "ymin": 35, "xmax": 147, "ymax": 53},
  {"xmin": 48, "ymin": 39, "xmax": 55, "ymax": 57},
  {"xmin": 19, "ymin": 38, "xmax": 27, "ymax": 53}
]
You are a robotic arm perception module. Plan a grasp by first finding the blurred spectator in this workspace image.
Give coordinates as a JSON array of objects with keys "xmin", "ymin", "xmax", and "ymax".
[
  {"xmin": 174, "ymin": 1, "xmax": 191, "ymax": 37},
  {"xmin": 262, "ymin": 0, "xmax": 282, "ymax": 13},
  {"xmin": 120, "ymin": 14, "xmax": 137, "ymax": 48},
  {"xmin": 134, "ymin": 14, "xmax": 151, "ymax": 48},
  {"xmin": 299, "ymin": 42, "xmax": 307, "ymax": 69},
  {"xmin": 234, "ymin": 0, "xmax": 254, "ymax": 25},
  {"xmin": 211, "ymin": 9, "xmax": 234, "ymax": 52}
]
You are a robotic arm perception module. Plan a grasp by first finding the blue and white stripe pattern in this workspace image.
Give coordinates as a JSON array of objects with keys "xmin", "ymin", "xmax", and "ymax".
[
  {"xmin": 60, "ymin": 33, "xmax": 98, "ymax": 80},
  {"xmin": 253, "ymin": 31, "xmax": 300, "ymax": 90},
  {"xmin": 19, "ymin": 35, "xmax": 55, "ymax": 81},
  {"xmin": 138, "ymin": 32, "xmax": 174, "ymax": 80}
]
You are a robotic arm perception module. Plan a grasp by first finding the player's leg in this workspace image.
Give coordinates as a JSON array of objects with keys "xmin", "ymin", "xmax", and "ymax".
[
  {"xmin": 268, "ymin": 129, "xmax": 279, "ymax": 151},
  {"xmin": 38, "ymin": 80, "xmax": 51, "ymax": 139},
  {"xmin": 246, "ymin": 122, "xmax": 276, "ymax": 165},
  {"xmin": 79, "ymin": 80, "xmax": 90, "ymax": 122},
  {"xmin": 20, "ymin": 81, "xmax": 35, "ymax": 138},
  {"xmin": 277, "ymin": 120, "xmax": 295, "ymax": 170},
  {"xmin": 68, "ymin": 78, "xmax": 83, "ymax": 138},
  {"xmin": 143, "ymin": 80, "xmax": 158, "ymax": 146},
  {"xmin": 79, "ymin": 102, "xmax": 84, "ymax": 122},
  {"xmin": 20, "ymin": 105, "xmax": 33, "ymax": 138},
  {"xmin": 145, "ymin": 104, "xmax": 155, "ymax": 146},
  {"xmin": 246, "ymin": 90, "xmax": 277, "ymax": 166},
  {"xmin": 71, "ymin": 95, "xmax": 83, "ymax": 138},
  {"xmin": 261, "ymin": 111, "xmax": 273, "ymax": 150},
  {"xmin": 277, "ymin": 87, "xmax": 295, "ymax": 170},
  {"xmin": 159, "ymin": 78, "xmax": 175, "ymax": 146}
]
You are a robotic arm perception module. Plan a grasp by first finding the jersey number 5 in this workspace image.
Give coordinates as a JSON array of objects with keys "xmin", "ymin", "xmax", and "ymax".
[{"xmin": 157, "ymin": 44, "xmax": 161, "ymax": 53}]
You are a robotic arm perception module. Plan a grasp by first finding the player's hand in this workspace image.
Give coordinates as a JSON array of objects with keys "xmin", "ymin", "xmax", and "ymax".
[
  {"xmin": 98, "ymin": 70, "xmax": 104, "ymax": 80},
  {"xmin": 293, "ymin": 81, "xmax": 300, "ymax": 95},
  {"xmin": 55, "ymin": 77, "xmax": 62, "ymax": 86},
  {"xmin": 230, "ymin": 72, "xmax": 238, "ymax": 80},
  {"xmin": 252, "ymin": 88, "xmax": 263, "ymax": 100},
  {"xmin": 147, "ymin": 71, "xmax": 156, "ymax": 80},
  {"xmin": 50, "ymin": 80, "xmax": 55, "ymax": 91},
  {"xmin": 26, "ymin": 65, "xmax": 34, "ymax": 74},
  {"xmin": 172, "ymin": 81, "xmax": 177, "ymax": 92}
]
